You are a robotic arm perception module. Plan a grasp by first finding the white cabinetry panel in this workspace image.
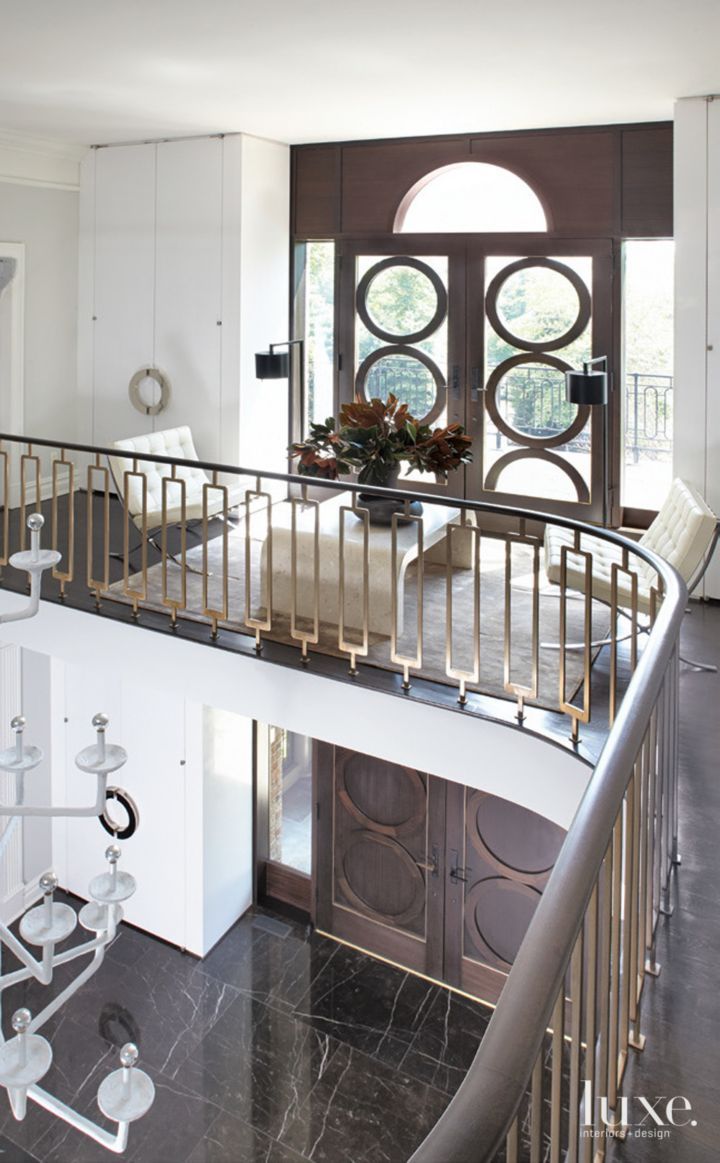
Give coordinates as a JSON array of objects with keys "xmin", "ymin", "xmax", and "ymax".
[
  {"xmin": 706, "ymin": 100, "xmax": 720, "ymax": 592},
  {"xmin": 155, "ymin": 138, "xmax": 223, "ymax": 462},
  {"xmin": 60, "ymin": 667, "xmax": 191, "ymax": 949},
  {"xmin": 93, "ymin": 145, "xmax": 156, "ymax": 448}
]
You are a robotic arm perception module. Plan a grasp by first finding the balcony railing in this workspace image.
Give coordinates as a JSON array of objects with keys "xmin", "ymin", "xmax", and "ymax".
[
  {"xmin": 0, "ymin": 431, "xmax": 685, "ymax": 1160},
  {"xmin": 371, "ymin": 360, "xmax": 675, "ymax": 461},
  {"xmin": 0, "ymin": 432, "xmax": 665, "ymax": 741}
]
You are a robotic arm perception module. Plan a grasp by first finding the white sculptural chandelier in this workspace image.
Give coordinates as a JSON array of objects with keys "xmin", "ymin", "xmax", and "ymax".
[{"xmin": 0, "ymin": 514, "xmax": 154, "ymax": 1152}]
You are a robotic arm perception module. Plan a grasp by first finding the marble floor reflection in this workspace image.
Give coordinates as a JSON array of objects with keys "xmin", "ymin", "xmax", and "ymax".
[{"xmin": 0, "ymin": 906, "xmax": 491, "ymax": 1162}]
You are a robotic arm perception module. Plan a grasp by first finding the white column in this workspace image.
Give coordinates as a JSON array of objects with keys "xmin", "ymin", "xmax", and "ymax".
[
  {"xmin": 0, "ymin": 643, "xmax": 24, "ymax": 921},
  {"xmin": 673, "ymin": 95, "xmax": 720, "ymax": 597}
]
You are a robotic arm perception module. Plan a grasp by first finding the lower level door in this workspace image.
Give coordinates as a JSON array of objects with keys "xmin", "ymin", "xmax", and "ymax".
[
  {"xmin": 316, "ymin": 745, "xmax": 566, "ymax": 1004},
  {"xmin": 315, "ymin": 743, "xmax": 447, "ymax": 979}
]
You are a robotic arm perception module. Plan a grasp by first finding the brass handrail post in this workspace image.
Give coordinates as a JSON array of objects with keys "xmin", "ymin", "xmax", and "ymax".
[
  {"xmin": 338, "ymin": 495, "xmax": 370, "ymax": 677},
  {"xmin": 445, "ymin": 509, "xmax": 480, "ymax": 706},
  {"xmin": 122, "ymin": 457, "xmax": 148, "ymax": 619},
  {"xmin": 51, "ymin": 448, "xmax": 75, "ymax": 599},
  {"xmin": 202, "ymin": 471, "xmax": 229, "ymax": 640},
  {"xmin": 86, "ymin": 454, "xmax": 110, "ymax": 607},
  {"xmin": 290, "ymin": 483, "xmax": 319, "ymax": 664},
  {"xmin": 244, "ymin": 477, "xmax": 273, "ymax": 654},
  {"xmin": 161, "ymin": 465, "xmax": 187, "ymax": 628},
  {"xmin": 504, "ymin": 526, "xmax": 540, "ymax": 723},
  {"xmin": 391, "ymin": 499, "xmax": 424, "ymax": 692}
]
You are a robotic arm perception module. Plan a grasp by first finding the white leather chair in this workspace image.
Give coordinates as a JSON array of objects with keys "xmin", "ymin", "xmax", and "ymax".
[
  {"xmin": 109, "ymin": 427, "xmax": 244, "ymax": 530},
  {"xmin": 544, "ymin": 478, "xmax": 719, "ymax": 670}
]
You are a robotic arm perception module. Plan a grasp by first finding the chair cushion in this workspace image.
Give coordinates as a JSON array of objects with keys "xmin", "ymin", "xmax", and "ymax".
[
  {"xmin": 544, "ymin": 525, "xmax": 657, "ymax": 613},
  {"xmin": 109, "ymin": 427, "xmax": 239, "ymax": 528},
  {"xmin": 545, "ymin": 479, "xmax": 717, "ymax": 614},
  {"xmin": 638, "ymin": 478, "xmax": 716, "ymax": 587}
]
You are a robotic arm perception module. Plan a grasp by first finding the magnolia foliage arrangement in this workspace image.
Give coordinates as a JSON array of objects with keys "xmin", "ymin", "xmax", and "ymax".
[{"xmin": 291, "ymin": 395, "xmax": 473, "ymax": 488}]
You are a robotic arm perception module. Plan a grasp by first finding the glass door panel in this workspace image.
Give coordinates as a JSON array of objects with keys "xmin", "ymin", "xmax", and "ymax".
[
  {"xmin": 339, "ymin": 241, "xmax": 465, "ymax": 496},
  {"xmin": 467, "ymin": 241, "xmax": 613, "ymax": 522}
]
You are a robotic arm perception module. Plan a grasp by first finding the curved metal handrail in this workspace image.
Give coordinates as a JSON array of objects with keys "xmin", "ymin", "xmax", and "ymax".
[
  {"xmin": 0, "ymin": 429, "xmax": 674, "ymax": 581},
  {"xmin": 410, "ymin": 548, "xmax": 686, "ymax": 1161}
]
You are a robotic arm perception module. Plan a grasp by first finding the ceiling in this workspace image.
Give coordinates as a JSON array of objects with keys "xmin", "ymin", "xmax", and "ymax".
[{"xmin": 1, "ymin": 0, "xmax": 719, "ymax": 148}]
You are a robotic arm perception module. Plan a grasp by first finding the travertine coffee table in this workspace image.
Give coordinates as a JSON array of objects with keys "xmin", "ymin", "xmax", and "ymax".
[{"xmin": 261, "ymin": 492, "xmax": 474, "ymax": 637}]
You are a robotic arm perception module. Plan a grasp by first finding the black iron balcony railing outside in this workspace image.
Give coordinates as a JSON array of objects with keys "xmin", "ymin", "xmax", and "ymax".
[{"xmin": 366, "ymin": 357, "xmax": 675, "ymax": 461}]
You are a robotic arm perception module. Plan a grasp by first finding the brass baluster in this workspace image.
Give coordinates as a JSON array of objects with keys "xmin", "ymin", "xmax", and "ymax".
[
  {"xmin": 290, "ymin": 485, "xmax": 319, "ymax": 664},
  {"xmin": 0, "ymin": 444, "xmax": 9, "ymax": 567},
  {"xmin": 504, "ymin": 527, "xmax": 540, "ymax": 722},
  {"xmin": 161, "ymin": 467, "xmax": 187, "ymax": 627},
  {"xmin": 559, "ymin": 540, "xmax": 593, "ymax": 743},
  {"xmin": 202, "ymin": 471, "xmax": 229, "ymax": 639},
  {"xmin": 244, "ymin": 479, "xmax": 273, "ymax": 653},
  {"xmin": 338, "ymin": 496, "xmax": 369, "ymax": 677},
  {"xmin": 628, "ymin": 756, "xmax": 645, "ymax": 1051},
  {"xmin": 86, "ymin": 454, "xmax": 110, "ymax": 605},
  {"xmin": 506, "ymin": 1116, "xmax": 519, "ymax": 1163},
  {"xmin": 607, "ymin": 813, "xmax": 624, "ymax": 1116},
  {"xmin": 567, "ymin": 928, "xmax": 584, "ymax": 1163},
  {"xmin": 580, "ymin": 884, "xmax": 598, "ymax": 1163},
  {"xmin": 122, "ymin": 458, "xmax": 148, "ymax": 618},
  {"xmin": 20, "ymin": 445, "xmax": 41, "ymax": 553},
  {"xmin": 530, "ymin": 1046, "xmax": 544, "ymax": 1163},
  {"xmin": 549, "ymin": 989, "xmax": 565, "ymax": 1163},
  {"xmin": 391, "ymin": 499, "xmax": 424, "ymax": 691},
  {"xmin": 445, "ymin": 511, "xmax": 480, "ymax": 706},
  {"xmin": 51, "ymin": 450, "xmax": 75, "ymax": 596}
]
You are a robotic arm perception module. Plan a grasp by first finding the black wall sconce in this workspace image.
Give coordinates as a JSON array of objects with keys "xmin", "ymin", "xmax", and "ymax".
[
  {"xmin": 565, "ymin": 355, "xmax": 610, "ymax": 525},
  {"xmin": 255, "ymin": 339, "xmax": 305, "ymax": 466}
]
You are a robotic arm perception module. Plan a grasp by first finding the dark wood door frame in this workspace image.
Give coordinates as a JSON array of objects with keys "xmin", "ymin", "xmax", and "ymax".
[{"xmin": 333, "ymin": 234, "xmax": 618, "ymax": 524}]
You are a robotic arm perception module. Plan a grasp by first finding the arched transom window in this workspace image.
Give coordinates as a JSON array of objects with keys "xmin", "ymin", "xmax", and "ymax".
[{"xmin": 394, "ymin": 162, "xmax": 548, "ymax": 233}]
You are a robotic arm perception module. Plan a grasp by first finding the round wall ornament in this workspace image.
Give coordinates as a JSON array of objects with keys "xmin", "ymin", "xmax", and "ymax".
[{"xmin": 128, "ymin": 367, "xmax": 170, "ymax": 416}]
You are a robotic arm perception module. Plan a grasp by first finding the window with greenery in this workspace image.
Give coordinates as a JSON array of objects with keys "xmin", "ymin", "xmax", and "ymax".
[{"xmin": 622, "ymin": 240, "xmax": 674, "ymax": 512}]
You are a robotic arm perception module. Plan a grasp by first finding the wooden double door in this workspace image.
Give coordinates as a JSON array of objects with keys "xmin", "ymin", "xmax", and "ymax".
[{"xmin": 315, "ymin": 744, "xmax": 566, "ymax": 1004}]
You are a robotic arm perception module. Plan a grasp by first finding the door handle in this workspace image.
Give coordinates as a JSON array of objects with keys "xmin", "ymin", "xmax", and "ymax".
[
  {"xmin": 449, "ymin": 849, "xmax": 470, "ymax": 884},
  {"xmin": 415, "ymin": 844, "xmax": 439, "ymax": 878},
  {"xmin": 471, "ymin": 367, "xmax": 483, "ymax": 403},
  {"xmin": 450, "ymin": 364, "xmax": 461, "ymax": 400}
]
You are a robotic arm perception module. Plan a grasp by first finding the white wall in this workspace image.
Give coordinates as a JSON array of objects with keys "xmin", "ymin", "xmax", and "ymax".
[
  {"xmin": 78, "ymin": 133, "xmax": 290, "ymax": 470},
  {"xmin": 237, "ymin": 134, "xmax": 291, "ymax": 473},
  {"xmin": 674, "ymin": 96, "xmax": 720, "ymax": 597},
  {"xmin": 0, "ymin": 590, "xmax": 591, "ymax": 834},
  {"xmin": 46, "ymin": 664, "xmax": 252, "ymax": 956},
  {"xmin": 0, "ymin": 178, "xmax": 79, "ymax": 440}
]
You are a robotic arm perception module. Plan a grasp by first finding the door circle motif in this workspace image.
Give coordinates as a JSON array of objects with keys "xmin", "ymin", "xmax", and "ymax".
[
  {"xmin": 485, "ymin": 257, "xmax": 591, "ymax": 353},
  {"xmin": 356, "ymin": 256, "xmax": 448, "ymax": 344},
  {"xmin": 485, "ymin": 353, "xmax": 590, "ymax": 449}
]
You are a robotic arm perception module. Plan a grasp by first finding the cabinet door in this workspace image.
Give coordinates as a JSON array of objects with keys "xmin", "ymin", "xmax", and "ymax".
[
  {"xmin": 60, "ymin": 667, "xmax": 189, "ymax": 947},
  {"xmin": 316, "ymin": 743, "xmax": 446, "ymax": 979},
  {"xmin": 155, "ymin": 138, "xmax": 223, "ymax": 461},
  {"xmin": 93, "ymin": 144, "xmax": 156, "ymax": 448}
]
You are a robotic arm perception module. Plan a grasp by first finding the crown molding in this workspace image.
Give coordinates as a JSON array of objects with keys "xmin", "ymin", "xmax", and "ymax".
[
  {"xmin": 0, "ymin": 130, "xmax": 87, "ymax": 190},
  {"xmin": 0, "ymin": 130, "xmax": 87, "ymax": 162}
]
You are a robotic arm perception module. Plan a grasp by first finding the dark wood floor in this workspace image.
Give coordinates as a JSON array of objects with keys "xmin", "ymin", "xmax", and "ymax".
[{"xmin": 609, "ymin": 600, "xmax": 720, "ymax": 1163}]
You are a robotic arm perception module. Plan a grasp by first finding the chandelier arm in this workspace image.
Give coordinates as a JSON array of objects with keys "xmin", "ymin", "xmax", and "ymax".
[
  {"xmin": 0, "ymin": 924, "xmax": 49, "ymax": 985},
  {"xmin": 0, "ymin": 774, "xmax": 108, "ymax": 818},
  {"xmin": 28, "ymin": 945, "xmax": 112, "ymax": 1035},
  {"xmin": 25, "ymin": 1085, "xmax": 129, "ymax": 1153}
]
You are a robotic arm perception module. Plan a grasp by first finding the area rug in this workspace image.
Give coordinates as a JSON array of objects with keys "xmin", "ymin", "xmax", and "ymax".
[{"xmin": 108, "ymin": 523, "xmax": 609, "ymax": 712}]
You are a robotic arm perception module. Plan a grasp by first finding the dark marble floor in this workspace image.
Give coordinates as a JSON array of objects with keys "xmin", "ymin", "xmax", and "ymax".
[{"xmin": 0, "ymin": 905, "xmax": 491, "ymax": 1163}]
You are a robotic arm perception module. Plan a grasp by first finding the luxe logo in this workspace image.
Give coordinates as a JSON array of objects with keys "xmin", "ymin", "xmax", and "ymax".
[{"xmin": 582, "ymin": 1081, "xmax": 697, "ymax": 1135}]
